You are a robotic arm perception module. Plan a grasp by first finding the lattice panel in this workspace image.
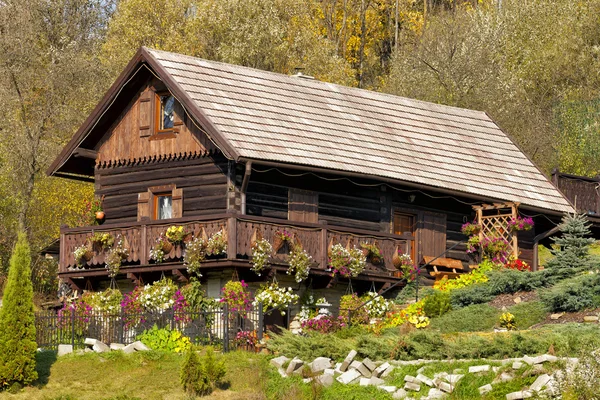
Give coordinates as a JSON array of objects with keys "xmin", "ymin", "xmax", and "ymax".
[{"xmin": 480, "ymin": 214, "xmax": 516, "ymax": 256}]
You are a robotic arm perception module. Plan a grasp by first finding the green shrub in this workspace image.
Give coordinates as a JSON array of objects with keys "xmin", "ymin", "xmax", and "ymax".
[
  {"xmin": 429, "ymin": 304, "xmax": 499, "ymax": 333},
  {"xmin": 339, "ymin": 294, "xmax": 369, "ymax": 325},
  {"xmin": 137, "ymin": 325, "xmax": 192, "ymax": 353},
  {"xmin": 180, "ymin": 346, "xmax": 226, "ymax": 396},
  {"xmin": 539, "ymin": 274, "xmax": 600, "ymax": 312},
  {"xmin": 508, "ymin": 301, "xmax": 548, "ymax": 329},
  {"xmin": 423, "ymin": 290, "xmax": 451, "ymax": 318},
  {"xmin": 450, "ymin": 284, "xmax": 494, "ymax": 308},
  {"xmin": 267, "ymin": 329, "xmax": 354, "ymax": 361},
  {"xmin": 0, "ymin": 232, "xmax": 38, "ymax": 388}
]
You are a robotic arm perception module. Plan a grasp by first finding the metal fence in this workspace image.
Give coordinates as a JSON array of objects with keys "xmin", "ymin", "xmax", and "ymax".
[{"xmin": 35, "ymin": 305, "xmax": 263, "ymax": 352}]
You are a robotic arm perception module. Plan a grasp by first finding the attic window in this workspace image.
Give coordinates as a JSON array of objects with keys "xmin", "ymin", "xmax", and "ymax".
[{"xmin": 157, "ymin": 93, "xmax": 175, "ymax": 131}]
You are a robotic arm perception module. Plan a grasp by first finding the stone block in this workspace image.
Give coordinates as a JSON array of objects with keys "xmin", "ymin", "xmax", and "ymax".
[
  {"xmin": 278, "ymin": 367, "xmax": 287, "ymax": 378},
  {"xmin": 584, "ymin": 316, "xmax": 599, "ymax": 322},
  {"xmin": 428, "ymin": 388, "xmax": 447, "ymax": 399},
  {"xmin": 512, "ymin": 361, "xmax": 523, "ymax": 370},
  {"xmin": 132, "ymin": 341, "xmax": 150, "ymax": 351},
  {"xmin": 122, "ymin": 343, "xmax": 136, "ymax": 354},
  {"xmin": 506, "ymin": 390, "xmax": 533, "ymax": 400},
  {"xmin": 373, "ymin": 362, "xmax": 391, "ymax": 378},
  {"xmin": 110, "ymin": 343, "xmax": 125, "ymax": 351},
  {"xmin": 362, "ymin": 358, "xmax": 377, "ymax": 372},
  {"xmin": 340, "ymin": 350, "xmax": 357, "ymax": 372},
  {"xmin": 57, "ymin": 344, "xmax": 73, "ymax": 357},
  {"xmin": 270, "ymin": 355, "xmax": 290, "ymax": 368},
  {"xmin": 404, "ymin": 382, "xmax": 421, "ymax": 392},
  {"xmin": 550, "ymin": 313, "xmax": 564, "ymax": 320},
  {"xmin": 437, "ymin": 381, "xmax": 453, "ymax": 394},
  {"xmin": 542, "ymin": 354, "xmax": 558, "ymax": 363},
  {"xmin": 349, "ymin": 360, "xmax": 362, "ymax": 370},
  {"xmin": 416, "ymin": 373, "xmax": 434, "ymax": 387},
  {"xmin": 530, "ymin": 374, "xmax": 551, "ymax": 392},
  {"xmin": 317, "ymin": 373, "xmax": 334, "ymax": 387},
  {"xmin": 381, "ymin": 365, "xmax": 394, "ymax": 378},
  {"xmin": 93, "ymin": 341, "xmax": 110, "ymax": 353},
  {"xmin": 492, "ymin": 366, "xmax": 500, "ymax": 373},
  {"xmin": 84, "ymin": 338, "xmax": 97, "ymax": 346},
  {"xmin": 392, "ymin": 389, "xmax": 408, "ymax": 399},
  {"xmin": 468, "ymin": 365, "xmax": 490, "ymax": 373},
  {"xmin": 311, "ymin": 357, "xmax": 332, "ymax": 373},
  {"xmin": 337, "ymin": 369, "xmax": 361, "ymax": 384},
  {"xmin": 478, "ymin": 384, "xmax": 492, "ymax": 395},
  {"xmin": 379, "ymin": 386, "xmax": 397, "ymax": 393},
  {"xmin": 286, "ymin": 358, "xmax": 304, "ymax": 375},
  {"xmin": 369, "ymin": 376, "xmax": 385, "ymax": 386},
  {"xmin": 356, "ymin": 363, "xmax": 372, "ymax": 378},
  {"xmin": 445, "ymin": 374, "xmax": 464, "ymax": 385},
  {"xmin": 359, "ymin": 377, "xmax": 370, "ymax": 386},
  {"xmin": 324, "ymin": 368, "xmax": 335, "ymax": 376},
  {"xmin": 493, "ymin": 372, "xmax": 514, "ymax": 383},
  {"xmin": 522, "ymin": 355, "xmax": 535, "ymax": 365}
]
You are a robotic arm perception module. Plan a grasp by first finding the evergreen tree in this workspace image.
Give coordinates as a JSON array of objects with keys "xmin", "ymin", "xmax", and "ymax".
[
  {"xmin": 545, "ymin": 213, "xmax": 596, "ymax": 280},
  {"xmin": 0, "ymin": 232, "xmax": 38, "ymax": 389}
]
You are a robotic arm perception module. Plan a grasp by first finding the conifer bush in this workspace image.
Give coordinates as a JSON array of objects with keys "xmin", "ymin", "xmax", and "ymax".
[
  {"xmin": 180, "ymin": 346, "xmax": 226, "ymax": 396},
  {"xmin": 0, "ymin": 232, "xmax": 38, "ymax": 390}
]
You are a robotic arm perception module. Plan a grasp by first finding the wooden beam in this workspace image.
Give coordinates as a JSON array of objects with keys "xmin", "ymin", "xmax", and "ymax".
[
  {"xmin": 73, "ymin": 148, "xmax": 98, "ymax": 159},
  {"xmin": 172, "ymin": 269, "xmax": 189, "ymax": 283}
]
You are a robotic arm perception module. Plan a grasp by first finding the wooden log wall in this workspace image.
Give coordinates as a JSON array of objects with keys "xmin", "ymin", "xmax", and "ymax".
[{"xmin": 95, "ymin": 153, "xmax": 229, "ymax": 224}]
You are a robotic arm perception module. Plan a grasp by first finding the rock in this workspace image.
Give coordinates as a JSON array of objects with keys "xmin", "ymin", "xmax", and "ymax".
[
  {"xmin": 492, "ymin": 366, "xmax": 500, "ymax": 373},
  {"xmin": 445, "ymin": 374, "xmax": 464, "ymax": 385},
  {"xmin": 416, "ymin": 373, "xmax": 434, "ymax": 387},
  {"xmin": 522, "ymin": 364, "xmax": 545, "ymax": 377},
  {"xmin": 132, "ymin": 341, "xmax": 150, "ymax": 351},
  {"xmin": 437, "ymin": 381, "xmax": 453, "ymax": 394},
  {"xmin": 362, "ymin": 358, "xmax": 377, "ymax": 372},
  {"xmin": 493, "ymin": 372, "xmax": 514, "ymax": 383},
  {"xmin": 416, "ymin": 366, "xmax": 426, "ymax": 374},
  {"xmin": 110, "ymin": 343, "xmax": 125, "ymax": 351},
  {"xmin": 513, "ymin": 296, "xmax": 522, "ymax": 304},
  {"xmin": 356, "ymin": 363, "xmax": 372, "ymax": 378},
  {"xmin": 84, "ymin": 338, "xmax": 97, "ymax": 346},
  {"xmin": 506, "ymin": 390, "xmax": 533, "ymax": 400},
  {"xmin": 393, "ymin": 389, "xmax": 408, "ymax": 399},
  {"xmin": 550, "ymin": 313, "xmax": 564, "ymax": 320},
  {"xmin": 324, "ymin": 368, "xmax": 335, "ymax": 376},
  {"xmin": 84, "ymin": 347, "xmax": 93, "ymax": 353},
  {"xmin": 369, "ymin": 376, "xmax": 385, "ymax": 386},
  {"xmin": 428, "ymin": 388, "xmax": 447, "ymax": 399},
  {"xmin": 512, "ymin": 361, "xmax": 523, "ymax": 370},
  {"xmin": 542, "ymin": 354, "xmax": 558, "ymax": 363},
  {"xmin": 584, "ymin": 316, "xmax": 599, "ymax": 322},
  {"xmin": 404, "ymin": 375, "xmax": 418, "ymax": 383},
  {"xmin": 379, "ymin": 386, "xmax": 397, "ymax": 393},
  {"xmin": 337, "ymin": 369, "xmax": 361, "ymax": 385},
  {"xmin": 478, "ymin": 384, "xmax": 493, "ymax": 395},
  {"xmin": 57, "ymin": 344, "xmax": 73, "ymax": 357},
  {"xmin": 381, "ymin": 365, "xmax": 395, "ymax": 378},
  {"xmin": 311, "ymin": 357, "xmax": 332, "ymax": 373},
  {"xmin": 270, "ymin": 356, "xmax": 289, "ymax": 368},
  {"xmin": 468, "ymin": 365, "xmax": 490, "ymax": 373},
  {"xmin": 530, "ymin": 374, "xmax": 552, "ymax": 392},
  {"xmin": 286, "ymin": 358, "xmax": 304, "ymax": 375},
  {"xmin": 317, "ymin": 373, "xmax": 334, "ymax": 387},
  {"xmin": 303, "ymin": 377, "xmax": 313, "ymax": 383},
  {"xmin": 359, "ymin": 377, "xmax": 370, "ymax": 386},
  {"xmin": 349, "ymin": 360, "xmax": 362, "ymax": 370},
  {"xmin": 278, "ymin": 367, "xmax": 287, "ymax": 378},
  {"xmin": 404, "ymin": 382, "xmax": 421, "ymax": 392},
  {"xmin": 522, "ymin": 355, "xmax": 535, "ymax": 365},
  {"xmin": 452, "ymin": 369, "xmax": 465, "ymax": 375},
  {"xmin": 92, "ymin": 341, "xmax": 110, "ymax": 353},
  {"xmin": 122, "ymin": 343, "xmax": 136, "ymax": 354},
  {"xmin": 340, "ymin": 350, "xmax": 357, "ymax": 372},
  {"xmin": 373, "ymin": 362, "xmax": 391, "ymax": 378}
]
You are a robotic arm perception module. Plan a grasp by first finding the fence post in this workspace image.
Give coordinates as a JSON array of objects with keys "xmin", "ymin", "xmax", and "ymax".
[
  {"xmin": 71, "ymin": 307, "xmax": 75, "ymax": 349},
  {"xmin": 415, "ymin": 269, "xmax": 420, "ymax": 302},
  {"xmin": 120, "ymin": 308, "xmax": 125, "ymax": 344},
  {"xmin": 223, "ymin": 303, "xmax": 229, "ymax": 353},
  {"xmin": 257, "ymin": 303, "xmax": 263, "ymax": 342}
]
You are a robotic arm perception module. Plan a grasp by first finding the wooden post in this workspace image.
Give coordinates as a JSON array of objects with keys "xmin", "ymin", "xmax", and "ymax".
[
  {"xmin": 320, "ymin": 222, "xmax": 328, "ymax": 269},
  {"xmin": 511, "ymin": 204, "xmax": 518, "ymax": 258},
  {"xmin": 140, "ymin": 224, "xmax": 148, "ymax": 265},
  {"xmin": 227, "ymin": 214, "xmax": 238, "ymax": 260},
  {"xmin": 59, "ymin": 226, "xmax": 67, "ymax": 273},
  {"xmin": 476, "ymin": 207, "xmax": 483, "ymax": 263}
]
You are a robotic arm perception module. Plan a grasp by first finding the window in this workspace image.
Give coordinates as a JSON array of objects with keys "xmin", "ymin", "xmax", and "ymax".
[
  {"xmin": 154, "ymin": 193, "xmax": 173, "ymax": 220},
  {"xmin": 393, "ymin": 212, "xmax": 415, "ymax": 236},
  {"xmin": 157, "ymin": 94, "xmax": 175, "ymax": 131}
]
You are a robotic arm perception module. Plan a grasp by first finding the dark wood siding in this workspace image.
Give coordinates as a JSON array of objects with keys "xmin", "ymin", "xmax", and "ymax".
[
  {"xmin": 96, "ymin": 153, "xmax": 228, "ymax": 224},
  {"xmin": 418, "ymin": 212, "xmax": 447, "ymax": 260}
]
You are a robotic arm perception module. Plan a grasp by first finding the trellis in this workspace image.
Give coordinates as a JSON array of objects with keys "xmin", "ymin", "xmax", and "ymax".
[{"xmin": 472, "ymin": 202, "xmax": 519, "ymax": 259}]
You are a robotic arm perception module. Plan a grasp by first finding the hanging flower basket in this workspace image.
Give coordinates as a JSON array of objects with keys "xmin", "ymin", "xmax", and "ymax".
[
  {"xmin": 461, "ymin": 221, "xmax": 481, "ymax": 236},
  {"xmin": 360, "ymin": 242, "xmax": 383, "ymax": 266},
  {"xmin": 272, "ymin": 229, "xmax": 293, "ymax": 252},
  {"xmin": 165, "ymin": 225, "xmax": 187, "ymax": 245},
  {"xmin": 74, "ymin": 245, "xmax": 93, "ymax": 267},
  {"xmin": 392, "ymin": 251, "xmax": 412, "ymax": 271},
  {"xmin": 507, "ymin": 216, "xmax": 534, "ymax": 233}
]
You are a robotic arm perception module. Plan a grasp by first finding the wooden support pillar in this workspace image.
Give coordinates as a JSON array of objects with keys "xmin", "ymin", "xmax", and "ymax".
[
  {"xmin": 320, "ymin": 222, "xmax": 328, "ymax": 269},
  {"xmin": 140, "ymin": 224, "xmax": 148, "ymax": 265},
  {"xmin": 227, "ymin": 213, "xmax": 237, "ymax": 260}
]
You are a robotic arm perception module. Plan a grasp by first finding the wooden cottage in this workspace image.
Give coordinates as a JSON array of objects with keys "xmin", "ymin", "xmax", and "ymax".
[{"xmin": 48, "ymin": 47, "xmax": 574, "ymax": 295}]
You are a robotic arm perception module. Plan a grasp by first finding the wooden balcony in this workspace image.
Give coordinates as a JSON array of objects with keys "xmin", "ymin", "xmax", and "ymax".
[{"xmin": 59, "ymin": 212, "xmax": 413, "ymax": 283}]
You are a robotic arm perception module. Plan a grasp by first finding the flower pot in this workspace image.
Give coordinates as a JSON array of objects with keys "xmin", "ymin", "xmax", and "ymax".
[
  {"xmin": 272, "ymin": 236, "xmax": 284, "ymax": 252},
  {"xmin": 370, "ymin": 255, "xmax": 382, "ymax": 266},
  {"xmin": 82, "ymin": 249, "xmax": 93, "ymax": 262},
  {"xmin": 392, "ymin": 254, "xmax": 403, "ymax": 270},
  {"xmin": 362, "ymin": 248, "xmax": 370, "ymax": 257},
  {"xmin": 95, "ymin": 211, "xmax": 105, "ymax": 221},
  {"xmin": 161, "ymin": 241, "xmax": 173, "ymax": 254}
]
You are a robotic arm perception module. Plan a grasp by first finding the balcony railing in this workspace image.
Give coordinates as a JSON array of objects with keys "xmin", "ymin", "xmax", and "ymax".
[{"xmin": 59, "ymin": 212, "xmax": 413, "ymax": 279}]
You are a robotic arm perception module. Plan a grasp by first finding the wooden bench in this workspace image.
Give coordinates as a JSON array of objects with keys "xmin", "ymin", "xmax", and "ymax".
[{"xmin": 422, "ymin": 256, "xmax": 465, "ymax": 281}]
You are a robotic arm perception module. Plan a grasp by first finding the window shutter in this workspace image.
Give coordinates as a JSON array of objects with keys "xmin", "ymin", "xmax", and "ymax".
[
  {"xmin": 137, "ymin": 192, "xmax": 150, "ymax": 221},
  {"xmin": 288, "ymin": 189, "xmax": 318, "ymax": 223},
  {"xmin": 139, "ymin": 91, "xmax": 153, "ymax": 137},
  {"xmin": 417, "ymin": 212, "xmax": 447, "ymax": 260},
  {"xmin": 172, "ymin": 188, "xmax": 183, "ymax": 218}
]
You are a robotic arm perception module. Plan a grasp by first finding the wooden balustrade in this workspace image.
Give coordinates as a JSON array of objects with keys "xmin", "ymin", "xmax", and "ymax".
[{"xmin": 59, "ymin": 212, "xmax": 413, "ymax": 279}]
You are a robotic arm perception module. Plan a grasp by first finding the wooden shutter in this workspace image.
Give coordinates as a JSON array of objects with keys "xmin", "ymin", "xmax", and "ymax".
[
  {"xmin": 137, "ymin": 192, "xmax": 150, "ymax": 221},
  {"xmin": 172, "ymin": 188, "xmax": 183, "ymax": 218},
  {"xmin": 139, "ymin": 91, "xmax": 153, "ymax": 137},
  {"xmin": 417, "ymin": 212, "xmax": 447, "ymax": 260},
  {"xmin": 288, "ymin": 189, "xmax": 318, "ymax": 223}
]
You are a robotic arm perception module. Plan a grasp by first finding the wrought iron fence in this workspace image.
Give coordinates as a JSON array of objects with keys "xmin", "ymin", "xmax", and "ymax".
[{"xmin": 35, "ymin": 304, "xmax": 264, "ymax": 352}]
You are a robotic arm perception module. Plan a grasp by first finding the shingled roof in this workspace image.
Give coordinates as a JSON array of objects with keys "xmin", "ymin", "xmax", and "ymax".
[{"xmin": 49, "ymin": 47, "xmax": 574, "ymax": 214}]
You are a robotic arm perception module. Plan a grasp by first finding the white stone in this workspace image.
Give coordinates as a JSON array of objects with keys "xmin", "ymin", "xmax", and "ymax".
[
  {"xmin": 349, "ymin": 360, "xmax": 362, "ymax": 370},
  {"xmin": 340, "ymin": 350, "xmax": 357, "ymax": 372},
  {"xmin": 506, "ymin": 390, "xmax": 533, "ymax": 400},
  {"xmin": 583, "ymin": 316, "xmax": 598, "ymax": 322},
  {"xmin": 468, "ymin": 365, "xmax": 490, "ymax": 373},
  {"xmin": 92, "ymin": 341, "xmax": 110, "ymax": 353},
  {"xmin": 404, "ymin": 375, "xmax": 418, "ymax": 383},
  {"xmin": 428, "ymin": 388, "xmax": 447, "ymax": 399},
  {"xmin": 303, "ymin": 377, "xmax": 313, "ymax": 383},
  {"xmin": 359, "ymin": 377, "xmax": 371, "ymax": 386},
  {"xmin": 84, "ymin": 338, "xmax": 97, "ymax": 346},
  {"xmin": 512, "ymin": 361, "xmax": 523, "ymax": 370},
  {"xmin": 416, "ymin": 366, "xmax": 426, "ymax": 374},
  {"xmin": 392, "ymin": 389, "xmax": 408, "ymax": 399},
  {"xmin": 550, "ymin": 313, "xmax": 564, "ymax": 320},
  {"xmin": 437, "ymin": 381, "xmax": 453, "ymax": 394},
  {"xmin": 356, "ymin": 363, "xmax": 372, "ymax": 378},
  {"xmin": 416, "ymin": 373, "xmax": 434, "ymax": 387},
  {"xmin": 286, "ymin": 358, "xmax": 304, "ymax": 375},
  {"xmin": 324, "ymin": 368, "xmax": 335, "ymax": 376},
  {"xmin": 317, "ymin": 374, "xmax": 334, "ymax": 387},
  {"xmin": 494, "ymin": 372, "xmax": 514, "ymax": 383},
  {"xmin": 122, "ymin": 343, "xmax": 136, "ymax": 354},
  {"xmin": 278, "ymin": 367, "xmax": 287, "ymax": 378},
  {"xmin": 479, "ymin": 384, "xmax": 493, "ymax": 395},
  {"xmin": 311, "ymin": 357, "xmax": 332, "ymax": 373},
  {"xmin": 57, "ymin": 344, "xmax": 73, "ymax": 357},
  {"xmin": 404, "ymin": 382, "xmax": 421, "ymax": 392},
  {"xmin": 362, "ymin": 358, "xmax": 377, "ymax": 371},
  {"xmin": 337, "ymin": 369, "xmax": 361, "ymax": 384},
  {"xmin": 492, "ymin": 366, "xmax": 500, "ymax": 373},
  {"xmin": 370, "ymin": 376, "xmax": 385, "ymax": 386},
  {"xmin": 379, "ymin": 386, "xmax": 397, "ymax": 393},
  {"xmin": 270, "ymin": 356, "xmax": 290, "ymax": 368},
  {"xmin": 445, "ymin": 374, "xmax": 464, "ymax": 385},
  {"xmin": 542, "ymin": 354, "xmax": 558, "ymax": 363},
  {"xmin": 132, "ymin": 341, "xmax": 150, "ymax": 351},
  {"xmin": 522, "ymin": 355, "xmax": 535, "ymax": 365},
  {"xmin": 381, "ymin": 365, "xmax": 394, "ymax": 378},
  {"xmin": 110, "ymin": 343, "xmax": 125, "ymax": 351},
  {"xmin": 373, "ymin": 362, "xmax": 391, "ymax": 378},
  {"xmin": 530, "ymin": 374, "xmax": 551, "ymax": 392}
]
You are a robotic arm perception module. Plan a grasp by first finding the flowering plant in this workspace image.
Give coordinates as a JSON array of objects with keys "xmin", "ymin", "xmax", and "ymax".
[
  {"xmin": 90, "ymin": 232, "xmax": 114, "ymax": 249},
  {"xmin": 274, "ymin": 229, "xmax": 293, "ymax": 242},
  {"xmin": 504, "ymin": 258, "xmax": 531, "ymax": 271},
  {"xmin": 301, "ymin": 314, "xmax": 345, "ymax": 333},
  {"xmin": 206, "ymin": 229, "xmax": 227, "ymax": 256},
  {"xmin": 57, "ymin": 298, "xmax": 92, "ymax": 332},
  {"xmin": 140, "ymin": 278, "xmax": 178, "ymax": 312},
  {"xmin": 121, "ymin": 287, "xmax": 145, "ymax": 327},
  {"xmin": 78, "ymin": 197, "xmax": 103, "ymax": 226},
  {"xmin": 466, "ymin": 235, "xmax": 480, "ymax": 254},
  {"xmin": 507, "ymin": 216, "xmax": 534, "ymax": 232},
  {"xmin": 481, "ymin": 236, "xmax": 510, "ymax": 264},
  {"xmin": 408, "ymin": 315, "xmax": 430, "ymax": 329},
  {"xmin": 461, "ymin": 221, "xmax": 480, "ymax": 236},
  {"xmin": 84, "ymin": 288, "xmax": 123, "ymax": 313},
  {"xmin": 287, "ymin": 246, "xmax": 312, "ymax": 283},
  {"xmin": 362, "ymin": 292, "xmax": 391, "ymax": 319},
  {"xmin": 149, "ymin": 233, "xmax": 172, "ymax": 264},
  {"xmin": 234, "ymin": 330, "xmax": 257, "ymax": 348},
  {"xmin": 220, "ymin": 280, "xmax": 252, "ymax": 316},
  {"xmin": 183, "ymin": 236, "xmax": 207, "ymax": 276},
  {"xmin": 360, "ymin": 242, "xmax": 382, "ymax": 259},
  {"xmin": 165, "ymin": 225, "xmax": 187, "ymax": 244},
  {"xmin": 434, "ymin": 261, "xmax": 493, "ymax": 291},
  {"xmin": 328, "ymin": 244, "xmax": 366, "ymax": 278},
  {"xmin": 105, "ymin": 236, "xmax": 129, "ymax": 278},
  {"xmin": 251, "ymin": 238, "xmax": 272, "ymax": 275},
  {"xmin": 172, "ymin": 289, "xmax": 190, "ymax": 322},
  {"xmin": 253, "ymin": 282, "xmax": 299, "ymax": 315},
  {"xmin": 73, "ymin": 244, "xmax": 93, "ymax": 267},
  {"xmin": 499, "ymin": 312, "xmax": 516, "ymax": 330},
  {"xmin": 339, "ymin": 293, "xmax": 369, "ymax": 325}
]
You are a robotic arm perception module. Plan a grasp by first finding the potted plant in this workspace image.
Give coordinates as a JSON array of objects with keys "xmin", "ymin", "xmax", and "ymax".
[
  {"xmin": 251, "ymin": 238, "xmax": 272, "ymax": 276},
  {"xmin": 165, "ymin": 225, "xmax": 187, "ymax": 245},
  {"xmin": 272, "ymin": 229, "xmax": 293, "ymax": 252},
  {"xmin": 183, "ymin": 236, "xmax": 207, "ymax": 276},
  {"xmin": 89, "ymin": 232, "xmax": 115, "ymax": 252},
  {"xmin": 253, "ymin": 282, "xmax": 299, "ymax": 315},
  {"xmin": 73, "ymin": 244, "xmax": 93, "ymax": 267},
  {"xmin": 360, "ymin": 242, "xmax": 383, "ymax": 265},
  {"xmin": 328, "ymin": 243, "xmax": 366, "ymax": 278},
  {"xmin": 105, "ymin": 236, "xmax": 129, "ymax": 278},
  {"xmin": 287, "ymin": 245, "xmax": 313, "ymax": 283},
  {"xmin": 149, "ymin": 233, "xmax": 173, "ymax": 263},
  {"xmin": 206, "ymin": 229, "xmax": 227, "ymax": 257},
  {"xmin": 507, "ymin": 216, "xmax": 534, "ymax": 233},
  {"xmin": 461, "ymin": 221, "xmax": 481, "ymax": 236},
  {"xmin": 220, "ymin": 280, "xmax": 252, "ymax": 317}
]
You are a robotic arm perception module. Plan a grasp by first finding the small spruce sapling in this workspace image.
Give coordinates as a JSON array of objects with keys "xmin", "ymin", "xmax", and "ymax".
[{"xmin": 180, "ymin": 346, "xmax": 226, "ymax": 396}]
